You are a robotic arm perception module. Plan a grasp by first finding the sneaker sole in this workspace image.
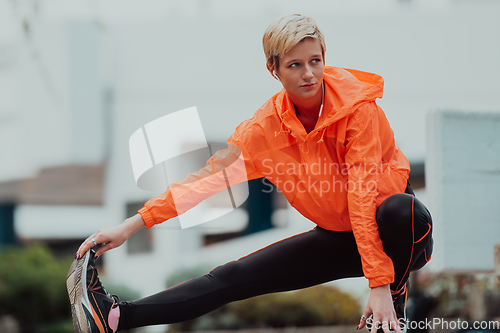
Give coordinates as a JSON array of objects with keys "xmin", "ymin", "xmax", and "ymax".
[{"xmin": 67, "ymin": 251, "xmax": 92, "ymax": 333}]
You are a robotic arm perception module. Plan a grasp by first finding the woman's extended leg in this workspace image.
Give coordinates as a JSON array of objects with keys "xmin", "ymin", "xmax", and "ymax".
[
  {"xmin": 69, "ymin": 186, "xmax": 433, "ymax": 331},
  {"xmin": 117, "ymin": 227, "xmax": 365, "ymax": 330}
]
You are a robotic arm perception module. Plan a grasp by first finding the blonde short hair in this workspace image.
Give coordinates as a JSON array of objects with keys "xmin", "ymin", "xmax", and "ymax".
[{"xmin": 263, "ymin": 14, "xmax": 326, "ymax": 73}]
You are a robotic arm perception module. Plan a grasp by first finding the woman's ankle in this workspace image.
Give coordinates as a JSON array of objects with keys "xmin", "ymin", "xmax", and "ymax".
[{"xmin": 108, "ymin": 304, "xmax": 120, "ymax": 332}]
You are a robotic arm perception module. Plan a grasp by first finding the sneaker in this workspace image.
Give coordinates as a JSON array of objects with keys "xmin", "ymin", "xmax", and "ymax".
[
  {"xmin": 67, "ymin": 249, "xmax": 119, "ymax": 333},
  {"xmin": 365, "ymin": 281, "xmax": 408, "ymax": 333}
]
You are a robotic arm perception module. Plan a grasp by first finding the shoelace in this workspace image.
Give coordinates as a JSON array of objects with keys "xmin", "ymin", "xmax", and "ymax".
[{"xmin": 88, "ymin": 267, "xmax": 107, "ymax": 295}]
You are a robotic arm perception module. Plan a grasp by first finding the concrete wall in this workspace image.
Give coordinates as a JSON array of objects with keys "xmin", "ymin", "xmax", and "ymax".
[{"xmin": 426, "ymin": 110, "xmax": 500, "ymax": 271}]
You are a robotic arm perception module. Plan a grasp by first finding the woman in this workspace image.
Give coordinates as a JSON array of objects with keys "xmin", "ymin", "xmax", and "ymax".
[{"xmin": 69, "ymin": 14, "xmax": 433, "ymax": 333}]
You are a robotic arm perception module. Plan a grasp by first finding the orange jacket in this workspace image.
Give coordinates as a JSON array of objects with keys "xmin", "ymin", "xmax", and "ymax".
[{"xmin": 138, "ymin": 66, "xmax": 410, "ymax": 288}]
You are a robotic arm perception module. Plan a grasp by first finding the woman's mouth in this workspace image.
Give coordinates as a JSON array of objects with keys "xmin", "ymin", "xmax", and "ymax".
[{"xmin": 301, "ymin": 82, "xmax": 316, "ymax": 90}]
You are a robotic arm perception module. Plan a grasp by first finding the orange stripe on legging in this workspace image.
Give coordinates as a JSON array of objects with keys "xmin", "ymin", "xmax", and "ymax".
[
  {"xmin": 424, "ymin": 248, "xmax": 432, "ymax": 262},
  {"xmin": 235, "ymin": 229, "xmax": 313, "ymax": 261},
  {"xmin": 396, "ymin": 195, "xmax": 415, "ymax": 291},
  {"xmin": 415, "ymin": 223, "xmax": 431, "ymax": 244},
  {"xmin": 208, "ymin": 229, "xmax": 314, "ymax": 275}
]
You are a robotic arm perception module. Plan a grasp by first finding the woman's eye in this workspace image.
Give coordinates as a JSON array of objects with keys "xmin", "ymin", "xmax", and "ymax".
[
  {"xmin": 312, "ymin": 58, "xmax": 321, "ymax": 64},
  {"xmin": 289, "ymin": 63, "xmax": 299, "ymax": 68}
]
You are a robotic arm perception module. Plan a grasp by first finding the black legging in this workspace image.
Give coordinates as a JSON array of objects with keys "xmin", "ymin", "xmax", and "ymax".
[{"xmin": 117, "ymin": 185, "xmax": 433, "ymax": 330}]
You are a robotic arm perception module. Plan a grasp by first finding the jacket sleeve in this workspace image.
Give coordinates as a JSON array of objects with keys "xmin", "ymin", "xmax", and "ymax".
[
  {"xmin": 344, "ymin": 101, "xmax": 395, "ymax": 288},
  {"xmin": 138, "ymin": 140, "xmax": 263, "ymax": 229}
]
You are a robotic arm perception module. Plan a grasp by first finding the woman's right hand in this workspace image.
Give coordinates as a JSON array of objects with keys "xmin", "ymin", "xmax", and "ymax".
[{"xmin": 76, "ymin": 213, "xmax": 146, "ymax": 259}]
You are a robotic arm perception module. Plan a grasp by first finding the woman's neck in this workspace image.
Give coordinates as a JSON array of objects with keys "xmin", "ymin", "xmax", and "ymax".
[{"xmin": 292, "ymin": 83, "xmax": 324, "ymax": 134}]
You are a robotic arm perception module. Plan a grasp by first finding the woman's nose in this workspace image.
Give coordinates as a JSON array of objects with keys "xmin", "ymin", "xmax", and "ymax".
[{"xmin": 303, "ymin": 66, "xmax": 313, "ymax": 80}]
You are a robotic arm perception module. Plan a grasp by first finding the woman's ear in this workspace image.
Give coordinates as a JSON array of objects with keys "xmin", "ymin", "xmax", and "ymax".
[{"xmin": 266, "ymin": 63, "xmax": 280, "ymax": 81}]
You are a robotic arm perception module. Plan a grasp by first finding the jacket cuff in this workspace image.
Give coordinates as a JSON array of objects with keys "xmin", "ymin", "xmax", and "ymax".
[
  {"xmin": 138, "ymin": 207, "xmax": 155, "ymax": 229},
  {"xmin": 368, "ymin": 276, "xmax": 394, "ymax": 288}
]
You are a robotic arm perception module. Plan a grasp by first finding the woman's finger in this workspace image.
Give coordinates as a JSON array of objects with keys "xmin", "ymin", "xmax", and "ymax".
[
  {"xmin": 358, "ymin": 308, "xmax": 372, "ymax": 330},
  {"xmin": 378, "ymin": 315, "xmax": 401, "ymax": 333},
  {"xmin": 94, "ymin": 242, "xmax": 114, "ymax": 258},
  {"xmin": 381, "ymin": 319, "xmax": 392, "ymax": 333},
  {"xmin": 78, "ymin": 233, "xmax": 94, "ymax": 252},
  {"xmin": 77, "ymin": 232, "xmax": 103, "ymax": 259},
  {"xmin": 389, "ymin": 316, "xmax": 403, "ymax": 333},
  {"xmin": 76, "ymin": 233, "xmax": 95, "ymax": 258},
  {"xmin": 370, "ymin": 315, "xmax": 382, "ymax": 333},
  {"xmin": 391, "ymin": 319, "xmax": 402, "ymax": 333}
]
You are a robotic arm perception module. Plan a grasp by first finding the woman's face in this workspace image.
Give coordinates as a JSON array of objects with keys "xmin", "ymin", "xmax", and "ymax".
[{"xmin": 275, "ymin": 38, "xmax": 325, "ymax": 104}]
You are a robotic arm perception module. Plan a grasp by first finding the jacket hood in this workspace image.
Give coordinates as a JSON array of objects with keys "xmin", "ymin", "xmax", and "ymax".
[{"xmin": 274, "ymin": 66, "xmax": 384, "ymax": 132}]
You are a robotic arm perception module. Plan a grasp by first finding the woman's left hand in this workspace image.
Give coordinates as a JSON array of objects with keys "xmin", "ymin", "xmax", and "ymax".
[{"xmin": 358, "ymin": 284, "xmax": 402, "ymax": 333}]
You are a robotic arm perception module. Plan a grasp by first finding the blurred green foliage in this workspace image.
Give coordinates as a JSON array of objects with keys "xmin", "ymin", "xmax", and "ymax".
[
  {"xmin": 0, "ymin": 243, "xmax": 73, "ymax": 332},
  {"xmin": 167, "ymin": 265, "xmax": 361, "ymax": 331},
  {"xmin": 0, "ymin": 243, "xmax": 142, "ymax": 333}
]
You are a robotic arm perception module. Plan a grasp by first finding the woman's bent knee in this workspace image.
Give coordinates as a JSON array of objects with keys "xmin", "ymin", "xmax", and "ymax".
[{"xmin": 377, "ymin": 193, "xmax": 433, "ymax": 243}]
